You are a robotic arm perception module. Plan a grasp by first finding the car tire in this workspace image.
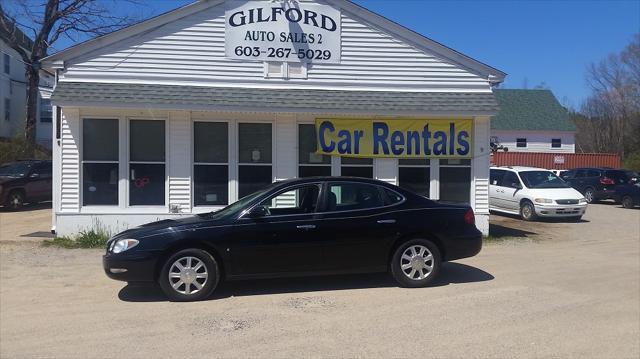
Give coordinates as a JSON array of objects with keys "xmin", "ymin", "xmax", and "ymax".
[
  {"xmin": 584, "ymin": 187, "xmax": 596, "ymax": 203},
  {"xmin": 520, "ymin": 200, "xmax": 537, "ymax": 221},
  {"xmin": 390, "ymin": 239, "xmax": 441, "ymax": 288},
  {"xmin": 158, "ymin": 248, "xmax": 220, "ymax": 302},
  {"xmin": 5, "ymin": 190, "xmax": 25, "ymax": 210},
  {"xmin": 622, "ymin": 196, "xmax": 634, "ymax": 209}
]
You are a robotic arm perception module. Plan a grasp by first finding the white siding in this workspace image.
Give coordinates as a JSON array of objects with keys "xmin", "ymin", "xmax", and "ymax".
[
  {"xmin": 58, "ymin": 1, "xmax": 491, "ymax": 92},
  {"xmin": 473, "ymin": 116, "xmax": 490, "ymax": 215},
  {"xmin": 59, "ymin": 108, "xmax": 81, "ymax": 212},
  {"xmin": 492, "ymin": 130, "xmax": 575, "ymax": 153},
  {"xmin": 168, "ymin": 111, "xmax": 192, "ymax": 212}
]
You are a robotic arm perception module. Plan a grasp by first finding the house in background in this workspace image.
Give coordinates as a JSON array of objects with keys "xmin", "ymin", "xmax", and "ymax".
[
  {"xmin": 0, "ymin": 22, "xmax": 54, "ymax": 149},
  {"xmin": 491, "ymin": 89, "xmax": 575, "ymax": 153}
]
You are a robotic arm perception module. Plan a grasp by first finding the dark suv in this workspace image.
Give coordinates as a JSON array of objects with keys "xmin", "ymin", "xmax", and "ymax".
[
  {"xmin": 560, "ymin": 167, "xmax": 638, "ymax": 203},
  {"xmin": 0, "ymin": 160, "xmax": 52, "ymax": 210}
]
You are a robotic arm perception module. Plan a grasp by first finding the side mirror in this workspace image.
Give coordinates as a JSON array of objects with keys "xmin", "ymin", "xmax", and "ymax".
[{"xmin": 246, "ymin": 205, "xmax": 270, "ymax": 218}]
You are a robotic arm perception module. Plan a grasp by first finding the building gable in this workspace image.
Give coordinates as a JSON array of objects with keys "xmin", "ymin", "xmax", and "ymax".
[
  {"xmin": 43, "ymin": 0, "xmax": 504, "ymax": 92},
  {"xmin": 492, "ymin": 89, "xmax": 576, "ymax": 132}
]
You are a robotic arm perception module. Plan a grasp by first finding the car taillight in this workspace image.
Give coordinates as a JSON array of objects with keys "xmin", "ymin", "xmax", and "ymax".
[
  {"xmin": 464, "ymin": 208, "xmax": 475, "ymax": 225},
  {"xmin": 600, "ymin": 177, "xmax": 615, "ymax": 185}
]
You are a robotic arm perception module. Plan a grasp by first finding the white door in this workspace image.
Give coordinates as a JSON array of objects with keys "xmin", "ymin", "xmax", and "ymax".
[
  {"xmin": 489, "ymin": 169, "xmax": 507, "ymax": 210},
  {"xmin": 498, "ymin": 171, "xmax": 523, "ymax": 212}
]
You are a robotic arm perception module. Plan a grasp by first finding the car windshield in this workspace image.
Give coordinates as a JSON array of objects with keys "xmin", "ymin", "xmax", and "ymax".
[
  {"xmin": 204, "ymin": 187, "xmax": 272, "ymax": 220},
  {"xmin": 519, "ymin": 171, "xmax": 570, "ymax": 189},
  {"xmin": 0, "ymin": 162, "xmax": 33, "ymax": 177}
]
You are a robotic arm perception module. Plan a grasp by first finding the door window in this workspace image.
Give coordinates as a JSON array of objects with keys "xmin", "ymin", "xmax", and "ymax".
[
  {"xmin": 500, "ymin": 172, "xmax": 522, "ymax": 189},
  {"xmin": 83, "ymin": 119, "xmax": 119, "ymax": 206},
  {"xmin": 398, "ymin": 159, "xmax": 430, "ymax": 197},
  {"xmin": 490, "ymin": 169, "xmax": 506, "ymax": 186},
  {"xmin": 587, "ymin": 170, "xmax": 601, "ymax": 177},
  {"xmin": 298, "ymin": 124, "xmax": 331, "ymax": 177},
  {"xmin": 326, "ymin": 183, "xmax": 384, "ymax": 211},
  {"xmin": 341, "ymin": 157, "xmax": 373, "ymax": 178},
  {"xmin": 261, "ymin": 184, "xmax": 320, "ymax": 216},
  {"xmin": 129, "ymin": 120, "xmax": 165, "ymax": 206},
  {"xmin": 238, "ymin": 123, "xmax": 272, "ymax": 198},
  {"xmin": 193, "ymin": 122, "xmax": 229, "ymax": 206}
]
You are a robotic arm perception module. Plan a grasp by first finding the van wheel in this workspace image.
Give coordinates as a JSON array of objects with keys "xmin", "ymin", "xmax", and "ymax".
[
  {"xmin": 6, "ymin": 191, "xmax": 24, "ymax": 210},
  {"xmin": 158, "ymin": 248, "xmax": 220, "ymax": 302},
  {"xmin": 390, "ymin": 239, "xmax": 441, "ymax": 288},
  {"xmin": 520, "ymin": 200, "xmax": 537, "ymax": 221},
  {"xmin": 622, "ymin": 196, "xmax": 634, "ymax": 209}
]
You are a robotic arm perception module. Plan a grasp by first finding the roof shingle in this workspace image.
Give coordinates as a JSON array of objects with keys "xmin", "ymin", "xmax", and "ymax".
[{"xmin": 492, "ymin": 89, "xmax": 575, "ymax": 132}]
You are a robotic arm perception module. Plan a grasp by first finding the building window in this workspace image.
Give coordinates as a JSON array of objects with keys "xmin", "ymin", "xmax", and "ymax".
[
  {"xmin": 398, "ymin": 159, "xmax": 430, "ymax": 197},
  {"xmin": 516, "ymin": 138, "xmax": 527, "ymax": 148},
  {"xmin": 4, "ymin": 98, "xmax": 9, "ymax": 121},
  {"xmin": 264, "ymin": 62, "xmax": 307, "ymax": 79},
  {"xmin": 238, "ymin": 123, "xmax": 272, "ymax": 198},
  {"xmin": 129, "ymin": 120, "xmax": 165, "ymax": 206},
  {"xmin": 3, "ymin": 53, "xmax": 9, "ymax": 74},
  {"xmin": 193, "ymin": 122, "xmax": 229, "ymax": 206},
  {"xmin": 341, "ymin": 157, "xmax": 373, "ymax": 178},
  {"xmin": 82, "ymin": 119, "xmax": 119, "ymax": 205},
  {"xmin": 551, "ymin": 138, "xmax": 561, "ymax": 148},
  {"xmin": 439, "ymin": 159, "xmax": 471, "ymax": 203},
  {"xmin": 39, "ymin": 99, "xmax": 52, "ymax": 123},
  {"xmin": 298, "ymin": 124, "xmax": 331, "ymax": 177}
]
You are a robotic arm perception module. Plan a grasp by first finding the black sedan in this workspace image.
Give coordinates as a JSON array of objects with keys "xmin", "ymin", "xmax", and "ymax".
[{"xmin": 104, "ymin": 177, "xmax": 482, "ymax": 301}]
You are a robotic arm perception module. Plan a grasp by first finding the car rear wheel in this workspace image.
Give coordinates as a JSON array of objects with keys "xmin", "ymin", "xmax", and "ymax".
[
  {"xmin": 520, "ymin": 200, "xmax": 537, "ymax": 221},
  {"xmin": 390, "ymin": 239, "xmax": 441, "ymax": 288},
  {"xmin": 158, "ymin": 248, "xmax": 219, "ymax": 302},
  {"xmin": 622, "ymin": 196, "xmax": 635, "ymax": 209},
  {"xmin": 5, "ymin": 191, "xmax": 24, "ymax": 210},
  {"xmin": 584, "ymin": 187, "xmax": 596, "ymax": 203}
]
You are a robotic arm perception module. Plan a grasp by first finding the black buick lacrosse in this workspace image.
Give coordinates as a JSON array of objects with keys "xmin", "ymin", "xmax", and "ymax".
[{"xmin": 104, "ymin": 177, "xmax": 482, "ymax": 301}]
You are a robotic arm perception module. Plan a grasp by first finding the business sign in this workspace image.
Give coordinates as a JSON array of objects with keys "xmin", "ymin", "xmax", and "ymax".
[
  {"xmin": 315, "ymin": 119, "xmax": 473, "ymax": 158},
  {"xmin": 225, "ymin": 1, "xmax": 341, "ymax": 63}
]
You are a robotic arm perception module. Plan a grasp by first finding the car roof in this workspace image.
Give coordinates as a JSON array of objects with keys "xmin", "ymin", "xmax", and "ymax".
[
  {"xmin": 275, "ymin": 176, "xmax": 396, "ymax": 186},
  {"xmin": 490, "ymin": 166, "xmax": 548, "ymax": 171}
]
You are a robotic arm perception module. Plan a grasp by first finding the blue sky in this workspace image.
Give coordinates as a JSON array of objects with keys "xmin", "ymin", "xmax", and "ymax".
[{"xmin": 14, "ymin": 0, "xmax": 640, "ymax": 108}]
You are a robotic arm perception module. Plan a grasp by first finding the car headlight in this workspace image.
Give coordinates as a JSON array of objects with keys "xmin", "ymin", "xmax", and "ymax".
[
  {"xmin": 534, "ymin": 198, "xmax": 554, "ymax": 204},
  {"xmin": 579, "ymin": 198, "xmax": 588, "ymax": 204},
  {"xmin": 111, "ymin": 239, "xmax": 139, "ymax": 254}
]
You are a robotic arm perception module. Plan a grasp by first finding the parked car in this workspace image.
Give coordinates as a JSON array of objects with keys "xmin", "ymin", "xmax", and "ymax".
[
  {"xmin": 489, "ymin": 166, "xmax": 587, "ymax": 221},
  {"xmin": 615, "ymin": 181, "xmax": 640, "ymax": 209},
  {"xmin": 560, "ymin": 168, "xmax": 638, "ymax": 203},
  {"xmin": 103, "ymin": 177, "xmax": 482, "ymax": 301},
  {"xmin": 0, "ymin": 160, "xmax": 52, "ymax": 210}
]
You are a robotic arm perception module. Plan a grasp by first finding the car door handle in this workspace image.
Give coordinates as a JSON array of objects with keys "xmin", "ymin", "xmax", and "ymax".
[
  {"xmin": 377, "ymin": 219, "xmax": 396, "ymax": 224},
  {"xmin": 296, "ymin": 224, "xmax": 316, "ymax": 230}
]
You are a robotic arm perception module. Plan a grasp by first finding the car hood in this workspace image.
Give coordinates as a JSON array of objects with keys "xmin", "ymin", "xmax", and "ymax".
[
  {"xmin": 527, "ymin": 187, "xmax": 584, "ymax": 200},
  {"xmin": 112, "ymin": 214, "xmax": 224, "ymax": 239}
]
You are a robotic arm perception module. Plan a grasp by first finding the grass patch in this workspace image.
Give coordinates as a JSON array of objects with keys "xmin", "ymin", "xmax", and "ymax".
[{"xmin": 44, "ymin": 229, "xmax": 110, "ymax": 249}]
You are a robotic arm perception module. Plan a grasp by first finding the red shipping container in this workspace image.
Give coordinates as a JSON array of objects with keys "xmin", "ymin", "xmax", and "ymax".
[{"xmin": 491, "ymin": 152, "xmax": 621, "ymax": 170}]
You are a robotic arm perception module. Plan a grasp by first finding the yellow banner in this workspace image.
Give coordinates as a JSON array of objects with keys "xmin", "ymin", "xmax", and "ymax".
[{"xmin": 315, "ymin": 118, "xmax": 473, "ymax": 158}]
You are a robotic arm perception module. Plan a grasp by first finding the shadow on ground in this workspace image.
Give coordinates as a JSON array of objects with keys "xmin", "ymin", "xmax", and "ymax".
[
  {"xmin": 118, "ymin": 262, "xmax": 494, "ymax": 302},
  {"xmin": 489, "ymin": 223, "xmax": 538, "ymax": 238},
  {"xmin": 0, "ymin": 201, "xmax": 52, "ymax": 212}
]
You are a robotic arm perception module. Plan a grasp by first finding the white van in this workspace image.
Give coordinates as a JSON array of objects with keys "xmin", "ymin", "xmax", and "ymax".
[{"xmin": 489, "ymin": 166, "xmax": 588, "ymax": 221}]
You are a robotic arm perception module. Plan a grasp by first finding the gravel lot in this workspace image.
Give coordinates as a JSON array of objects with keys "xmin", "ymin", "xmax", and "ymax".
[{"xmin": 1, "ymin": 203, "xmax": 639, "ymax": 358}]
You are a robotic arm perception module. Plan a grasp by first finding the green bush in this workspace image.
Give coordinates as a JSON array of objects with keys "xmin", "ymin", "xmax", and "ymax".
[
  {"xmin": 44, "ymin": 229, "xmax": 110, "ymax": 249},
  {"xmin": 622, "ymin": 152, "xmax": 640, "ymax": 172},
  {"xmin": 0, "ymin": 137, "xmax": 51, "ymax": 164}
]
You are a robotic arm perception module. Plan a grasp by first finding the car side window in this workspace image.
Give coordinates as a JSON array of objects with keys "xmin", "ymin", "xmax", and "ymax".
[
  {"xmin": 490, "ymin": 169, "xmax": 506, "ymax": 186},
  {"xmin": 587, "ymin": 170, "xmax": 601, "ymax": 177},
  {"xmin": 500, "ymin": 171, "xmax": 522, "ymax": 189},
  {"xmin": 382, "ymin": 187, "xmax": 404, "ymax": 205},
  {"xmin": 260, "ymin": 184, "xmax": 320, "ymax": 216},
  {"xmin": 326, "ymin": 183, "xmax": 385, "ymax": 212},
  {"xmin": 561, "ymin": 170, "xmax": 574, "ymax": 179}
]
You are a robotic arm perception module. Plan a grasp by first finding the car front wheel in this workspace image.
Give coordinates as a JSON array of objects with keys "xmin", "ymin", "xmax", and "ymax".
[
  {"xmin": 622, "ymin": 196, "xmax": 635, "ymax": 209},
  {"xmin": 520, "ymin": 200, "xmax": 537, "ymax": 221},
  {"xmin": 158, "ymin": 248, "xmax": 220, "ymax": 302},
  {"xmin": 390, "ymin": 239, "xmax": 441, "ymax": 288}
]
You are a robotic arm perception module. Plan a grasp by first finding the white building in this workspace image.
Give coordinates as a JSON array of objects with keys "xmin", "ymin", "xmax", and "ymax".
[
  {"xmin": 42, "ymin": 0, "xmax": 506, "ymax": 236},
  {"xmin": 0, "ymin": 25, "xmax": 54, "ymax": 149},
  {"xmin": 491, "ymin": 89, "xmax": 576, "ymax": 153}
]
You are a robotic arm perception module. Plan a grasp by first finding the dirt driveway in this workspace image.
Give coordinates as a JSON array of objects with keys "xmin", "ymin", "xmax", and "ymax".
[{"xmin": 1, "ymin": 204, "xmax": 639, "ymax": 358}]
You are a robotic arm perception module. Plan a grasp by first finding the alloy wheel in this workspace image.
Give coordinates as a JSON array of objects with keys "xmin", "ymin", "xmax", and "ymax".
[
  {"xmin": 585, "ymin": 189, "xmax": 594, "ymax": 203},
  {"xmin": 522, "ymin": 203, "xmax": 533, "ymax": 220},
  {"xmin": 168, "ymin": 256, "xmax": 208, "ymax": 295},
  {"xmin": 400, "ymin": 245, "xmax": 434, "ymax": 280}
]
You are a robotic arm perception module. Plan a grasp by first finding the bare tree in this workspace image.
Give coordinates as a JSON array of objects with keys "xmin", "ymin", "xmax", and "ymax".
[
  {"xmin": 575, "ymin": 34, "xmax": 640, "ymax": 158},
  {"xmin": 0, "ymin": 0, "xmax": 140, "ymax": 147}
]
